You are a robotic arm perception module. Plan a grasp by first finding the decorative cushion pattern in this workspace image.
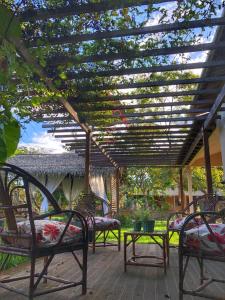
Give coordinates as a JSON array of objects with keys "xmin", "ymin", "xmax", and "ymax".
[
  {"xmin": 87, "ymin": 216, "xmax": 120, "ymax": 230},
  {"xmin": 184, "ymin": 224, "xmax": 225, "ymax": 255},
  {"xmin": 1, "ymin": 220, "xmax": 82, "ymax": 248},
  {"xmin": 169, "ymin": 216, "xmax": 202, "ymax": 230}
]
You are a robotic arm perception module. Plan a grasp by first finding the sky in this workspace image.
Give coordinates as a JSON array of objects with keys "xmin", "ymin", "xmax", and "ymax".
[
  {"xmin": 19, "ymin": 121, "xmax": 67, "ymax": 153},
  {"xmin": 18, "ymin": 1, "xmax": 223, "ymax": 153}
]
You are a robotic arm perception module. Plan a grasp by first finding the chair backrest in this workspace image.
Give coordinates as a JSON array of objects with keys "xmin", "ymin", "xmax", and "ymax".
[
  {"xmin": 0, "ymin": 163, "xmax": 61, "ymax": 234},
  {"xmin": 76, "ymin": 192, "xmax": 110, "ymax": 217},
  {"xmin": 194, "ymin": 193, "xmax": 219, "ymax": 212}
]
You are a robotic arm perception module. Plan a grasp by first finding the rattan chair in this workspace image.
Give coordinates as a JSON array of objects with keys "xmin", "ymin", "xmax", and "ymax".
[
  {"xmin": 167, "ymin": 193, "xmax": 220, "ymax": 246},
  {"xmin": 76, "ymin": 193, "xmax": 121, "ymax": 253},
  {"xmin": 0, "ymin": 163, "xmax": 88, "ymax": 299},
  {"xmin": 179, "ymin": 208, "xmax": 225, "ymax": 299}
]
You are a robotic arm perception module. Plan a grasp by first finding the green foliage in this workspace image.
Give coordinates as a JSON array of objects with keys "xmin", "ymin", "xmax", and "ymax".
[
  {"xmin": 116, "ymin": 214, "xmax": 133, "ymax": 227},
  {"xmin": 123, "ymin": 167, "xmax": 177, "ymax": 197},
  {"xmin": 191, "ymin": 167, "xmax": 225, "ymax": 194},
  {"xmin": 0, "ymin": 103, "xmax": 20, "ymax": 161}
]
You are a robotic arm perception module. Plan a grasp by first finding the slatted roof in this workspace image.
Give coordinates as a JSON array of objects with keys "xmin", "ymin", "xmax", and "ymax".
[{"xmin": 8, "ymin": 1, "xmax": 225, "ymax": 168}]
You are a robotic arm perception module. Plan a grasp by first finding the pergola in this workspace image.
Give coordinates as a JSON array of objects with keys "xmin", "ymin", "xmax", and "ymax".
[{"xmin": 4, "ymin": 1, "xmax": 225, "ymax": 206}]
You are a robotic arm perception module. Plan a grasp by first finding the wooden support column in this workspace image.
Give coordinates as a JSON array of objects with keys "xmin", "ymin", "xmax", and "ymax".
[
  {"xmin": 203, "ymin": 129, "xmax": 213, "ymax": 194},
  {"xmin": 84, "ymin": 131, "xmax": 91, "ymax": 193},
  {"xmin": 186, "ymin": 166, "xmax": 194, "ymax": 213},
  {"xmin": 116, "ymin": 168, "xmax": 120, "ymax": 213},
  {"xmin": 179, "ymin": 168, "xmax": 185, "ymax": 210}
]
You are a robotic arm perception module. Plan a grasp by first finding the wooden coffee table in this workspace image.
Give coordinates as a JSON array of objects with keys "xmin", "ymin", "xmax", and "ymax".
[{"xmin": 124, "ymin": 231, "xmax": 169, "ymax": 274}]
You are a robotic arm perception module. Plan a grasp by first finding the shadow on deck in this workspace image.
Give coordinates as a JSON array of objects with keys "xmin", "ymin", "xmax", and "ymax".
[{"xmin": 0, "ymin": 245, "xmax": 224, "ymax": 300}]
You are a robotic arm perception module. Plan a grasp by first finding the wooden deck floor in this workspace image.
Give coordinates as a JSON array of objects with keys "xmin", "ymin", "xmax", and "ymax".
[{"xmin": 0, "ymin": 244, "xmax": 225, "ymax": 300}]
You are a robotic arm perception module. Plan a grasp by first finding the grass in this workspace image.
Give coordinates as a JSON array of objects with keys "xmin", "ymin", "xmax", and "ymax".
[
  {"xmin": 98, "ymin": 221, "xmax": 179, "ymax": 246},
  {"xmin": 0, "ymin": 253, "xmax": 28, "ymax": 271}
]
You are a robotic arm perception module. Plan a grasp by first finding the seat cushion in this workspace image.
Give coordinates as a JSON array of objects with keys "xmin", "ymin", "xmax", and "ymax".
[
  {"xmin": 1, "ymin": 220, "xmax": 82, "ymax": 249},
  {"xmin": 88, "ymin": 216, "xmax": 120, "ymax": 230},
  {"xmin": 169, "ymin": 216, "xmax": 202, "ymax": 230},
  {"xmin": 184, "ymin": 224, "xmax": 225, "ymax": 256}
]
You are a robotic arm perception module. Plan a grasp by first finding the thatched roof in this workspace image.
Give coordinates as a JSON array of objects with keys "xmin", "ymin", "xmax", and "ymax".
[
  {"xmin": 8, "ymin": 153, "xmax": 114, "ymax": 176},
  {"xmin": 7, "ymin": 153, "xmax": 85, "ymax": 176}
]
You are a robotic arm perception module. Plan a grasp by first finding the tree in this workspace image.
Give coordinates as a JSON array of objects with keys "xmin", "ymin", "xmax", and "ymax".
[
  {"xmin": 121, "ymin": 167, "xmax": 178, "ymax": 209},
  {"xmin": 191, "ymin": 167, "xmax": 225, "ymax": 195}
]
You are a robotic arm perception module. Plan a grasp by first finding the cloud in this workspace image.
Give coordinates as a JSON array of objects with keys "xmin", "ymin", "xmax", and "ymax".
[{"xmin": 19, "ymin": 132, "xmax": 67, "ymax": 154}]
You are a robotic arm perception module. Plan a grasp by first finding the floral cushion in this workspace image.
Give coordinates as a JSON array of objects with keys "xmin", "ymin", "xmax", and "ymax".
[
  {"xmin": 184, "ymin": 224, "xmax": 225, "ymax": 255},
  {"xmin": 1, "ymin": 220, "xmax": 82, "ymax": 249},
  {"xmin": 87, "ymin": 216, "xmax": 120, "ymax": 230},
  {"xmin": 169, "ymin": 216, "xmax": 202, "ymax": 230}
]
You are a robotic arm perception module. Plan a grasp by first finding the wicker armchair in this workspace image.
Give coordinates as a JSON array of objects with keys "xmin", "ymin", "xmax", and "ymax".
[
  {"xmin": 75, "ymin": 193, "xmax": 121, "ymax": 253},
  {"xmin": 0, "ymin": 163, "xmax": 88, "ymax": 299},
  {"xmin": 167, "ymin": 193, "xmax": 220, "ymax": 247},
  {"xmin": 179, "ymin": 208, "xmax": 225, "ymax": 299}
]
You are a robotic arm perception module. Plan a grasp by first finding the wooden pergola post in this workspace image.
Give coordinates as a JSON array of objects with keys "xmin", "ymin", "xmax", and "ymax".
[
  {"xmin": 186, "ymin": 166, "xmax": 194, "ymax": 213},
  {"xmin": 203, "ymin": 129, "xmax": 213, "ymax": 194},
  {"xmin": 179, "ymin": 168, "xmax": 185, "ymax": 210},
  {"xmin": 116, "ymin": 168, "xmax": 120, "ymax": 213},
  {"xmin": 84, "ymin": 130, "xmax": 91, "ymax": 193}
]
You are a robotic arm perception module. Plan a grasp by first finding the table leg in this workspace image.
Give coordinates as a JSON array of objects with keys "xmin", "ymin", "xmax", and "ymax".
[
  {"xmin": 132, "ymin": 236, "xmax": 136, "ymax": 261},
  {"xmin": 163, "ymin": 237, "xmax": 167, "ymax": 274},
  {"xmin": 166, "ymin": 234, "xmax": 170, "ymax": 267},
  {"xmin": 124, "ymin": 234, "xmax": 127, "ymax": 272}
]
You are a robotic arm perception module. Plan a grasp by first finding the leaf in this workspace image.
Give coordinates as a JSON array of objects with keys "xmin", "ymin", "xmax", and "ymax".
[
  {"xmin": 4, "ymin": 118, "xmax": 20, "ymax": 157},
  {"xmin": 0, "ymin": 130, "xmax": 7, "ymax": 162},
  {"xmin": 0, "ymin": 5, "xmax": 21, "ymax": 39}
]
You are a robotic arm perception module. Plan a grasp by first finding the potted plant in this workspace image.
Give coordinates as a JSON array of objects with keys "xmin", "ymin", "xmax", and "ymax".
[
  {"xmin": 132, "ymin": 209, "xmax": 142, "ymax": 232},
  {"xmin": 141, "ymin": 210, "xmax": 155, "ymax": 233}
]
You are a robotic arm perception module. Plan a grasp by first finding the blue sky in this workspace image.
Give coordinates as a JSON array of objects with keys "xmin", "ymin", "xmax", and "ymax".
[{"xmin": 19, "ymin": 120, "xmax": 66, "ymax": 153}]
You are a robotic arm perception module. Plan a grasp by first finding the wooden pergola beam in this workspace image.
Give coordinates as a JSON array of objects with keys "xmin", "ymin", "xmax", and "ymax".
[
  {"xmin": 71, "ymin": 100, "xmax": 213, "ymax": 112},
  {"xmin": 77, "ymin": 76, "xmax": 225, "ymax": 92},
  {"xmin": 29, "ymin": 17, "xmax": 225, "ymax": 47},
  {"xmin": 20, "ymin": 0, "xmax": 173, "ymax": 21},
  {"xmin": 75, "ymin": 88, "xmax": 219, "ymax": 103},
  {"xmin": 81, "ymin": 108, "xmax": 211, "ymax": 119},
  {"xmin": 111, "ymin": 115, "xmax": 210, "ymax": 125},
  {"xmin": 66, "ymin": 60, "xmax": 225, "ymax": 79},
  {"xmin": 55, "ymin": 134, "xmax": 189, "ymax": 140},
  {"xmin": 48, "ymin": 42, "xmax": 225, "ymax": 66}
]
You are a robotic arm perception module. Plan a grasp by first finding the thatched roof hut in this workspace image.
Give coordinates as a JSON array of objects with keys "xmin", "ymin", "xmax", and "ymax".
[{"xmin": 7, "ymin": 153, "xmax": 115, "ymax": 211}]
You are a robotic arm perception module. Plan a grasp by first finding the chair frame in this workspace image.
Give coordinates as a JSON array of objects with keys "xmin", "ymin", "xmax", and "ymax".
[
  {"xmin": 167, "ymin": 193, "xmax": 220, "ymax": 247},
  {"xmin": 0, "ymin": 163, "xmax": 88, "ymax": 299},
  {"xmin": 179, "ymin": 209, "xmax": 225, "ymax": 300},
  {"xmin": 76, "ymin": 193, "xmax": 121, "ymax": 253}
]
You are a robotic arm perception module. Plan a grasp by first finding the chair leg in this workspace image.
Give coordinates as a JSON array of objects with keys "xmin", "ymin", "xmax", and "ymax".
[
  {"xmin": 82, "ymin": 246, "xmax": 88, "ymax": 295},
  {"xmin": 92, "ymin": 230, "xmax": 96, "ymax": 254},
  {"xmin": 29, "ymin": 256, "xmax": 36, "ymax": 300},
  {"xmin": 118, "ymin": 229, "xmax": 121, "ymax": 251},
  {"xmin": 103, "ymin": 230, "xmax": 106, "ymax": 247},
  {"xmin": 198, "ymin": 257, "xmax": 204, "ymax": 285},
  {"xmin": 43, "ymin": 256, "xmax": 48, "ymax": 284},
  {"xmin": 179, "ymin": 251, "xmax": 184, "ymax": 300}
]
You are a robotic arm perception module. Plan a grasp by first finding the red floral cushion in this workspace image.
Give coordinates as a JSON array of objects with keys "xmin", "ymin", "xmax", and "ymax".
[
  {"xmin": 1, "ymin": 220, "xmax": 82, "ymax": 248},
  {"xmin": 169, "ymin": 216, "xmax": 202, "ymax": 230},
  {"xmin": 184, "ymin": 224, "xmax": 225, "ymax": 255},
  {"xmin": 87, "ymin": 216, "xmax": 120, "ymax": 230}
]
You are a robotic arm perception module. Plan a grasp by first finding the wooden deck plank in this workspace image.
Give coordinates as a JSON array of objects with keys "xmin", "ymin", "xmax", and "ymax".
[{"xmin": 0, "ymin": 245, "xmax": 224, "ymax": 300}]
